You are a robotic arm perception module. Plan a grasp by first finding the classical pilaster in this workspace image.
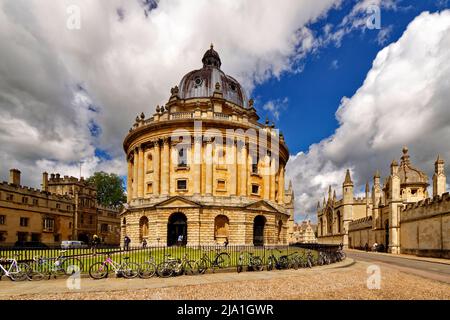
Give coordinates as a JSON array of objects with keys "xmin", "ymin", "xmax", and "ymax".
[
  {"xmin": 229, "ymin": 138, "xmax": 237, "ymax": 196},
  {"xmin": 193, "ymin": 136, "xmax": 202, "ymax": 195},
  {"xmin": 263, "ymin": 154, "xmax": 270, "ymax": 200},
  {"xmin": 278, "ymin": 165, "xmax": 285, "ymax": 204},
  {"xmin": 153, "ymin": 139, "xmax": 161, "ymax": 195},
  {"xmin": 132, "ymin": 148, "xmax": 138, "ymax": 199},
  {"xmin": 127, "ymin": 157, "xmax": 132, "ymax": 203},
  {"xmin": 161, "ymin": 137, "xmax": 170, "ymax": 196},
  {"xmin": 270, "ymin": 157, "xmax": 276, "ymax": 201},
  {"xmin": 205, "ymin": 138, "xmax": 213, "ymax": 195},
  {"xmin": 137, "ymin": 145, "xmax": 145, "ymax": 198},
  {"xmin": 240, "ymin": 142, "xmax": 248, "ymax": 196}
]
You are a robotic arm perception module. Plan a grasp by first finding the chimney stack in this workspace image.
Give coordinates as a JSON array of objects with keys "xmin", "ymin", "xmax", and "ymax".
[
  {"xmin": 42, "ymin": 172, "xmax": 48, "ymax": 192},
  {"xmin": 9, "ymin": 169, "xmax": 21, "ymax": 186}
]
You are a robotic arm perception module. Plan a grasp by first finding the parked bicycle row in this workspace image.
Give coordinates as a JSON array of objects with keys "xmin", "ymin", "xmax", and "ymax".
[{"xmin": 0, "ymin": 247, "xmax": 346, "ymax": 281}]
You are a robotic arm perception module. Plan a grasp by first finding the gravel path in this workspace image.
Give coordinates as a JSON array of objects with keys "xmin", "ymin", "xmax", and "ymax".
[{"xmin": 4, "ymin": 261, "xmax": 450, "ymax": 300}]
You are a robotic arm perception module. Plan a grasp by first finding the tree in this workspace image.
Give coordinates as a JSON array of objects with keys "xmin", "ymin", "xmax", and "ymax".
[{"xmin": 87, "ymin": 172, "xmax": 126, "ymax": 208}]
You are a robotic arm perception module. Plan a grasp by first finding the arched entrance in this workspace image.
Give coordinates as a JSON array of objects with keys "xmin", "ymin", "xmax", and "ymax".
[
  {"xmin": 253, "ymin": 215, "xmax": 266, "ymax": 246},
  {"xmin": 139, "ymin": 216, "xmax": 149, "ymax": 242},
  {"xmin": 167, "ymin": 212, "xmax": 187, "ymax": 246},
  {"xmin": 78, "ymin": 233, "xmax": 89, "ymax": 243},
  {"xmin": 214, "ymin": 215, "xmax": 229, "ymax": 243}
]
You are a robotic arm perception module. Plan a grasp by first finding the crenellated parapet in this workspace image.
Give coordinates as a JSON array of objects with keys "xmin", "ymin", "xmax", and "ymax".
[
  {"xmin": 349, "ymin": 216, "xmax": 372, "ymax": 231},
  {"xmin": 401, "ymin": 192, "xmax": 450, "ymax": 222}
]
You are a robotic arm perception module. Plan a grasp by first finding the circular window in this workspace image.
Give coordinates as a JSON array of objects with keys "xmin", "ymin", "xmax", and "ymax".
[
  {"xmin": 229, "ymin": 83, "xmax": 237, "ymax": 91},
  {"xmin": 194, "ymin": 77, "xmax": 203, "ymax": 87}
]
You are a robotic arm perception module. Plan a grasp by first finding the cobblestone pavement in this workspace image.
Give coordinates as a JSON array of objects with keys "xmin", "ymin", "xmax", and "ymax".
[{"xmin": 0, "ymin": 258, "xmax": 449, "ymax": 300}]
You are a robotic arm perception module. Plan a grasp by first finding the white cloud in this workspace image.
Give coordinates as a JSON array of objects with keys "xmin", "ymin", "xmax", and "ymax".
[
  {"xmin": 0, "ymin": 0, "xmax": 341, "ymax": 187},
  {"xmin": 286, "ymin": 10, "xmax": 450, "ymax": 221},
  {"xmin": 262, "ymin": 97, "xmax": 289, "ymax": 121}
]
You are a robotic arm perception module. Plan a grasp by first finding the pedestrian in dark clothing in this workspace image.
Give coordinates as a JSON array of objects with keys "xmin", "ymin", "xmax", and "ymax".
[{"xmin": 124, "ymin": 235, "xmax": 131, "ymax": 251}]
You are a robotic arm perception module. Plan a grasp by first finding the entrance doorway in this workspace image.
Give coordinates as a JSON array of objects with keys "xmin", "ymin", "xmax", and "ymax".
[
  {"xmin": 253, "ymin": 215, "xmax": 266, "ymax": 246},
  {"xmin": 167, "ymin": 212, "xmax": 187, "ymax": 246}
]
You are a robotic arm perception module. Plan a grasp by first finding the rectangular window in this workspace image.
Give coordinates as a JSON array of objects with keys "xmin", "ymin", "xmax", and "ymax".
[
  {"xmin": 43, "ymin": 218, "xmax": 54, "ymax": 232},
  {"xmin": 217, "ymin": 180, "xmax": 226, "ymax": 190},
  {"xmin": 22, "ymin": 197, "xmax": 28, "ymax": 204},
  {"xmin": 177, "ymin": 147, "xmax": 188, "ymax": 167},
  {"xmin": 0, "ymin": 231, "xmax": 6, "ymax": 242},
  {"xmin": 67, "ymin": 205, "xmax": 71, "ymax": 211},
  {"xmin": 251, "ymin": 184, "xmax": 260, "ymax": 195},
  {"xmin": 20, "ymin": 217, "xmax": 29, "ymax": 227},
  {"xmin": 56, "ymin": 203, "xmax": 61, "ymax": 209},
  {"xmin": 6, "ymin": 194, "xmax": 13, "ymax": 201},
  {"xmin": 101, "ymin": 224, "xmax": 108, "ymax": 232},
  {"xmin": 177, "ymin": 179, "xmax": 187, "ymax": 190},
  {"xmin": 252, "ymin": 163, "xmax": 258, "ymax": 174},
  {"xmin": 146, "ymin": 182, "xmax": 153, "ymax": 194},
  {"xmin": 0, "ymin": 215, "xmax": 5, "ymax": 225},
  {"xmin": 33, "ymin": 198, "xmax": 38, "ymax": 206}
]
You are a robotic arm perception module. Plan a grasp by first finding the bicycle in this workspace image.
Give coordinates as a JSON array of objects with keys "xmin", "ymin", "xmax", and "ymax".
[
  {"xmin": 196, "ymin": 249, "xmax": 231, "ymax": 274},
  {"xmin": 30, "ymin": 250, "xmax": 84, "ymax": 279},
  {"xmin": 0, "ymin": 254, "xmax": 31, "ymax": 281},
  {"xmin": 156, "ymin": 253, "xmax": 180, "ymax": 278},
  {"xmin": 89, "ymin": 254, "xmax": 139, "ymax": 279},
  {"xmin": 139, "ymin": 254, "xmax": 158, "ymax": 279},
  {"xmin": 266, "ymin": 249, "xmax": 289, "ymax": 271},
  {"xmin": 237, "ymin": 251, "xmax": 263, "ymax": 273},
  {"xmin": 173, "ymin": 253, "xmax": 202, "ymax": 276}
]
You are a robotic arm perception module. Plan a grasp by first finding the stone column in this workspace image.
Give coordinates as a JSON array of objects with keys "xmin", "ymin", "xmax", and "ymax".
[
  {"xmin": 205, "ymin": 139, "xmax": 213, "ymax": 195},
  {"xmin": 263, "ymin": 155, "xmax": 270, "ymax": 200},
  {"xmin": 229, "ymin": 139, "xmax": 237, "ymax": 196},
  {"xmin": 127, "ymin": 157, "xmax": 132, "ymax": 203},
  {"xmin": 240, "ymin": 143, "xmax": 248, "ymax": 196},
  {"xmin": 153, "ymin": 140, "xmax": 160, "ymax": 195},
  {"xmin": 278, "ymin": 165, "xmax": 285, "ymax": 204},
  {"xmin": 161, "ymin": 138, "xmax": 170, "ymax": 196},
  {"xmin": 270, "ymin": 157, "xmax": 276, "ymax": 201},
  {"xmin": 137, "ymin": 146, "xmax": 144, "ymax": 198},
  {"xmin": 132, "ymin": 148, "xmax": 138, "ymax": 199},
  {"xmin": 193, "ymin": 137, "xmax": 202, "ymax": 195}
]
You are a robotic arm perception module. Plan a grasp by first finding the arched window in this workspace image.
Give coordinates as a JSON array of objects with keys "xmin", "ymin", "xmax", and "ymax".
[
  {"xmin": 139, "ymin": 216, "xmax": 149, "ymax": 241},
  {"xmin": 336, "ymin": 211, "xmax": 341, "ymax": 234},
  {"xmin": 214, "ymin": 215, "xmax": 229, "ymax": 243},
  {"xmin": 327, "ymin": 209, "xmax": 333, "ymax": 235}
]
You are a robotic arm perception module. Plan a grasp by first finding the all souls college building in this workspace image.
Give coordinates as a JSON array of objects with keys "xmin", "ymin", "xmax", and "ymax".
[
  {"xmin": 121, "ymin": 46, "xmax": 295, "ymax": 246},
  {"xmin": 317, "ymin": 147, "xmax": 449, "ymax": 258}
]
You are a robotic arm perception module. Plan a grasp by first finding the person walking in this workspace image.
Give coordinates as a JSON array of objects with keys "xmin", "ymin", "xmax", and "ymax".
[
  {"xmin": 124, "ymin": 235, "xmax": 131, "ymax": 251},
  {"xmin": 91, "ymin": 234, "xmax": 100, "ymax": 255},
  {"xmin": 177, "ymin": 234, "xmax": 184, "ymax": 246},
  {"xmin": 142, "ymin": 238, "xmax": 147, "ymax": 248}
]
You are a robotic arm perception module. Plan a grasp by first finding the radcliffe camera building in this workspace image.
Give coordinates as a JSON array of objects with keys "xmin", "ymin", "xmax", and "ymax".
[
  {"xmin": 317, "ymin": 147, "xmax": 449, "ymax": 258},
  {"xmin": 121, "ymin": 46, "xmax": 295, "ymax": 246}
]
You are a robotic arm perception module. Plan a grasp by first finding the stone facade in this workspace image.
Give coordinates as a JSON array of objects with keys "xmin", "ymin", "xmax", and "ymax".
[
  {"xmin": 317, "ymin": 147, "xmax": 449, "ymax": 258},
  {"xmin": 0, "ymin": 169, "xmax": 120, "ymax": 245},
  {"xmin": 290, "ymin": 220, "xmax": 317, "ymax": 244},
  {"xmin": 121, "ymin": 46, "xmax": 295, "ymax": 246}
]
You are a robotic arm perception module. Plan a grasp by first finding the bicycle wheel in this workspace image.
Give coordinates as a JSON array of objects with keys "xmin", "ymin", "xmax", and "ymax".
[
  {"xmin": 279, "ymin": 256, "xmax": 289, "ymax": 269},
  {"xmin": 157, "ymin": 261, "xmax": 175, "ymax": 278},
  {"xmin": 139, "ymin": 261, "xmax": 157, "ymax": 279},
  {"xmin": 183, "ymin": 260, "xmax": 198, "ymax": 276},
  {"xmin": 61, "ymin": 257, "xmax": 84, "ymax": 275},
  {"xmin": 252, "ymin": 257, "xmax": 263, "ymax": 271},
  {"xmin": 28, "ymin": 262, "xmax": 46, "ymax": 281},
  {"xmin": 215, "ymin": 253, "xmax": 231, "ymax": 268},
  {"xmin": 122, "ymin": 262, "xmax": 140, "ymax": 279},
  {"xmin": 89, "ymin": 262, "xmax": 108, "ymax": 279},
  {"xmin": 195, "ymin": 258, "xmax": 208, "ymax": 275},
  {"xmin": 267, "ymin": 257, "xmax": 274, "ymax": 271}
]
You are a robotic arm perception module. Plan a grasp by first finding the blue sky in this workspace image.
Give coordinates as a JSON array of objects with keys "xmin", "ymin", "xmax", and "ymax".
[{"xmin": 254, "ymin": 0, "xmax": 449, "ymax": 154}]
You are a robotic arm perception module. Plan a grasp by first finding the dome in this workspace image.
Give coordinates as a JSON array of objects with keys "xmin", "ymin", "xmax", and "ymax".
[
  {"xmin": 397, "ymin": 147, "xmax": 428, "ymax": 186},
  {"xmin": 178, "ymin": 45, "xmax": 248, "ymax": 108}
]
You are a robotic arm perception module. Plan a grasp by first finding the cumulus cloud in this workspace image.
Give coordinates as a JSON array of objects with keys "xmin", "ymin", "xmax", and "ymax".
[
  {"xmin": 286, "ymin": 10, "xmax": 450, "ymax": 221},
  {"xmin": 262, "ymin": 97, "xmax": 289, "ymax": 121},
  {"xmin": 0, "ymin": 0, "xmax": 341, "ymax": 186}
]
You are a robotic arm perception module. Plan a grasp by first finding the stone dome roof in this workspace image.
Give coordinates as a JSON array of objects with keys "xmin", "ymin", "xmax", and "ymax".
[
  {"xmin": 398, "ymin": 147, "xmax": 429, "ymax": 186},
  {"xmin": 178, "ymin": 45, "xmax": 248, "ymax": 108}
]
